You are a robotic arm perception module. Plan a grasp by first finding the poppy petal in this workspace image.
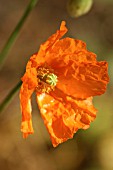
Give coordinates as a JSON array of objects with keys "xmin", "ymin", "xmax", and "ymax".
[
  {"xmin": 40, "ymin": 21, "xmax": 67, "ymax": 52},
  {"xmin": 50, "ymin": 87, "xmax": 97, "ymax": 127},
  {"xmin": 46, "ymin": 37, "xmax": 96, "ymax": 64},
  {"xmin": 36, "ymin": 92, "xmax": 96, "ymax": 147},
  {"xmin": 20, "ymin": 57, "xmax": 38, "ymax": 138},
  {"xmin": 52, "ymin": 60, "xmax": 109, "ymax": 99},
  {"xmin": 35, "ymin": 21, "xmax": 68, "ymax": 65},
  {"xmin": 20, "ymin": 85, "xmax": 34, "ymax": 138}
]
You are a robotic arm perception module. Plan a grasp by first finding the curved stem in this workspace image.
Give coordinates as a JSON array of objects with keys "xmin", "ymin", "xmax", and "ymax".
[
  {"xmin": 0, "ymin": 81, "xmax": 22, "ymax": 113},
  {"xmin": 0, "ymin": 0, "xmax": 39, "ymax": 69}
]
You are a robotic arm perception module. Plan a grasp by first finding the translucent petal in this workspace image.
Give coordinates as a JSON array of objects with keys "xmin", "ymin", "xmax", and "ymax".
[
  {"xmin": 35, "ymin": 21, "xmax": 68, "ymax": 65},
  {"xmin": 20, "ymin": 59, "xmax": 37, "ymax": 138},
  {"xmin": 53, "ymin": 60, "xmax": 109, "ymax": 99},
  {"xmin": 37, "ymin": 92, "xmax": 96, "ymax": 147}
]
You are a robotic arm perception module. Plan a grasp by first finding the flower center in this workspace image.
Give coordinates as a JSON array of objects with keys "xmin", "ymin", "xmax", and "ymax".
[
  {"xmin": 36, "ymin": 66, "xmax": 58, "ymax": 93},
  {"xmin": 41, "ymin": 73, "xmax": 57, "ymax": 86}
]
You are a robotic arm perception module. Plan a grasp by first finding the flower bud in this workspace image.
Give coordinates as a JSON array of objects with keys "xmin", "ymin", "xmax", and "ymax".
[{"xmin": 67, "ymin": 0, "xmax": 93, "ymax": 18}]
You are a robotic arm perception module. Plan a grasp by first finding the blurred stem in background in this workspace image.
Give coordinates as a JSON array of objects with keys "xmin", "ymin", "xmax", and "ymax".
[
  {"xmin": 0, "ymin": 0, "xmax": 39, "ymax": 69},
  {"xmin": 0, "ymin": 81, "xmax": 22, "ymax": 113},
  {"xmin": 0, "ymin": 0, "xmax": 39, "ymax": 113}
]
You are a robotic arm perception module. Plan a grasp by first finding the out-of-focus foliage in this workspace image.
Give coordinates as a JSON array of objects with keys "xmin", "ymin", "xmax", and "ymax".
[{"xmin": 0, "ymin": 0, "xmax": 113, "ymax": 170}]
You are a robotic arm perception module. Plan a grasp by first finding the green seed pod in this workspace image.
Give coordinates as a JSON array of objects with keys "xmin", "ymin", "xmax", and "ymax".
[{"xmin": 67, "ymin": 0, "xmax": 93, "ymax": 18}]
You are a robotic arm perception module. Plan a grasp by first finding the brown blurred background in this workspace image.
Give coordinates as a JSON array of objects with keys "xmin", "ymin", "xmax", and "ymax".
[{"xmin": 0, "ymin": 0, "xmax": 113, "ymax": 170}]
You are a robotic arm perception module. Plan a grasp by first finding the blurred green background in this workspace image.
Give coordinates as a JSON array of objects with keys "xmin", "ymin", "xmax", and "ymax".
[{"xmin": 0, "ymin": 0, "xmax": 113, "ymax": 170}]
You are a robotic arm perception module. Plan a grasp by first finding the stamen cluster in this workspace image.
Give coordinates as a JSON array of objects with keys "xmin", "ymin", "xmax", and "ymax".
[{"xmin": 36, "ymin": 66, "xmax": 58, "ymax": 93}]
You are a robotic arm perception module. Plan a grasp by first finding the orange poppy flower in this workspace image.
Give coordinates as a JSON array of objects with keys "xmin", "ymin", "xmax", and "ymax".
[{"xmin": 20, "ymin": 21, "xmax": 109, "ymax": 147}]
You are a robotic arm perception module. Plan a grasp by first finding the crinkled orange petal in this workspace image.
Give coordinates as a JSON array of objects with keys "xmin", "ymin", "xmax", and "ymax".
[
  {"xmin": 36, "ymin": 92, "xmax": 96, "ymax": 147},
  {"xmin": 30, "ymin": 22, "xmax": 96, "ymax": 66},
  {"xmin": 45, "ymin": 37, "xmax": 97, "ymax": 64},
  {"xmin": 40, "ymin": 21, "xmax": 67, "ymax": 52},
  {"xmin": 50, "ymin": 87, "xmax": 97, "ymax": 125},
  {"xmin": 20, "ymin": 56, "xmax": 38, "ymax": 138},
  {"xmin": 50, "ymin": 59, "xmax": 109, "ymax": 99},
  {"xmin": 35, "ymin": 21, "xmax": 68, "ymax": 65}
]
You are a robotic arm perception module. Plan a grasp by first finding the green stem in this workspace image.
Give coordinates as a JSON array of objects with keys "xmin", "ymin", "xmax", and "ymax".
[
  {"xmin": 0, "ymin": 81, "xmax": 22, "ymax": 113},
  {"xmin": 0, "ymin": 0, "xmax": 39, "ymax": 69}
]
